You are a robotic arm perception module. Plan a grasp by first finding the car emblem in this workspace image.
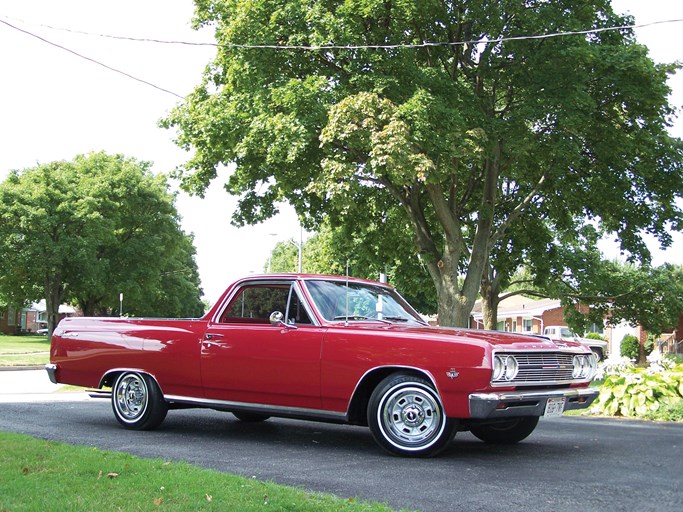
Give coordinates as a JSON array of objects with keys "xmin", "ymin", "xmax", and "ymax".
[{"xmin": 446, "ymin": 368, "xmax": 459, "ymax": 379}]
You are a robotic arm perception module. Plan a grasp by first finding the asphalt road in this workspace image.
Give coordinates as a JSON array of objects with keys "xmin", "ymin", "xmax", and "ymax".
[{"xmin": 1, "ymin": 390, "xmax": 682, "ymax": 512}]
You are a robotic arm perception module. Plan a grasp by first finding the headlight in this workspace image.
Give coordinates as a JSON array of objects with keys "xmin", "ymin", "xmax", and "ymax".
[
  {"xmin": 493, "ymin": 356, "xmax": 503, "ymax": 380},
  {"xmin": 572, "ymin": 354, "xmax": 597, "ymax": 380},
  {"xmin": 504, "ymin": 356, "xmax": 518, "ymax": 381},
  {"xmin": 492, "ymin": 355, "xmax": 518, "ymax": 382}
]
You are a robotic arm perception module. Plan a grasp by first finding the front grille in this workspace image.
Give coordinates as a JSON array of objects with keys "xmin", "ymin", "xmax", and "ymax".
[{"xmin": 496, "ymin": 352, "xmax": 575, "ymax": 386}]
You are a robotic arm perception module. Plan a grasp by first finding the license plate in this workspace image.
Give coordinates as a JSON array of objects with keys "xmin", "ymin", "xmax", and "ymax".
[{"xmin": 544, "ymin": 397, "xmax": 566, "ymax": 418}]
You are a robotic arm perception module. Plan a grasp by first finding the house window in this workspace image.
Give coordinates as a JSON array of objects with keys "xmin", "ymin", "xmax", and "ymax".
[
  {"xmin": 586, "ymin": 322, "xmax": 604, "ymax": 335},
  {"xmin": 7, "ymin": 307, "xmax": 16, "ymax": 326},
  {"xmin": 523, "ymin": 319, "xmax": 533, "ymax": 332}
]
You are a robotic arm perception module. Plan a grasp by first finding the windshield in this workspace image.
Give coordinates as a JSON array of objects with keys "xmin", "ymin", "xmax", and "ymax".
[{"xmin": 305, "ymin": 280, "xmax": 426, "ymax": 325}]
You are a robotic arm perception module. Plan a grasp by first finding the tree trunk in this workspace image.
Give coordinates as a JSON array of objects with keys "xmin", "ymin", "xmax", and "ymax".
[
  {"xmin": 44, "ymin": 275, "xmax": 64, "ymax": 337},
  {"xmin": 481, "ymin": 285, "xmax": 499, "ymax": 331},
  {"xmin": 480, "ymin": 260, "xmax": 501, "ymax": 330},
  {"xmin": 435, "ymin": 279, "xmax": 475, "ymax": 327}
]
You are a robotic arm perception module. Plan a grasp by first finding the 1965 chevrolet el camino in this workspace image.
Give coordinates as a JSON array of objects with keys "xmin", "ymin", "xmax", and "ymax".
[{"xmin": 47, "ymin": 274, "xmax": 599, "ymax": 456}]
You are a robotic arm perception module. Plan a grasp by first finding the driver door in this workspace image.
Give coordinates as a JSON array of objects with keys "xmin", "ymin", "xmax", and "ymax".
[{"xmin": 200, "ymin": 281, "xmax": 324, "ymax": 410}]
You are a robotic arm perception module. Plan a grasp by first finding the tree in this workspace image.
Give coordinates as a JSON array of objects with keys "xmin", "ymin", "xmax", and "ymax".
[
  {"xmin": 0, "ymin": 153, "xmax": 204, "ymax": 334},
  {"xmin": 561, "ymin": 262, "xmax": 683, "ymax": 338},
  {"xmin": 265, "ymin": 220, "xmax": 438, "ymax": 314},
  {"xmin": 164, "ymin": 0, "xmax": 683, "ymax": 326}
]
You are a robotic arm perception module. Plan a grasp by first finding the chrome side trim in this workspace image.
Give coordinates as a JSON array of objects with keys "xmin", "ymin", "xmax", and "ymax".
[
  {"xmin": 164, "ymin": 395, "xmax": 348, "ymax": 423},
  {"xmin": 469, "ymin": 387, "xmax": 599, "ymax": 419}
]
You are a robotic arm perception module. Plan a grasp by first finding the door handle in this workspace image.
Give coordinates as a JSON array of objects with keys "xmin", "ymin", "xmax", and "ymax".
[{"xmin": 205, "ymin": 333, "xmax": 224, "ymax": 340}]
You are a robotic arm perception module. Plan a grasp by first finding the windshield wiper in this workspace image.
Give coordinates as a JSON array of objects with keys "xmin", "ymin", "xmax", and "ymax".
[
  {"xmin": 382, "ymin": 316, "xmax": 410, "ymax": 322},
  {"xmin": 333, "ymin": 315, "xmax": 391, "ymax": 324},
  {"xmin": 333, "ymin": 315, "xmax": 368, "ymax": 321}
]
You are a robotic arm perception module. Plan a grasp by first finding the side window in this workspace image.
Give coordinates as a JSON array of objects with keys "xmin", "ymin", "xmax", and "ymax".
[
  {"xmin": 286, "ymin": 288, "xmax": 312, "ymax": 325},
  {"xmin": 218, "ymin": 283, "xmax": 314, "ymax": 325},
  {"xmin": 220, "ymin": 285, "xmax": 290, "ymax": 324}
]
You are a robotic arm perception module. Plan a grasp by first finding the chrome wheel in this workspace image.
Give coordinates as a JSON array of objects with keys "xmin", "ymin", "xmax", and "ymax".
[
  {"xmin": 114, "ymin": 373, "xmax": 148, "ymax": 423},
  {"xmin": 368, "ymin": 373, "xmax": 456, "ymax": 456},
  {"xmin": 380, "ymin": 385, "xmax": 443, "ymax": 447},
  {"xmin": 112, "ymin": 372, "xmax": 167, "ymax": 430}
]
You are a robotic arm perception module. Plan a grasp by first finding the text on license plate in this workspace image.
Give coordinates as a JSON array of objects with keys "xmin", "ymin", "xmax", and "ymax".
[{"xmin": 544, "ymin": 397, "xmax": 566, "ymax": 418}]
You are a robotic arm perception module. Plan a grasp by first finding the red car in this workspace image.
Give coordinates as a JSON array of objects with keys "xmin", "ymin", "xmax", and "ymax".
[{"xmin": 47, "ymin": 274, "xmax": 598, "ymax": 456}]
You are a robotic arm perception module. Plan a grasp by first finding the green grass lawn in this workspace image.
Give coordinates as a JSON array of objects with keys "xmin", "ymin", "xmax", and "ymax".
[
  {"xmin": 0, "ymin": 334, "xmax": 50, "ymax": 366},
  {"xmin": 0, "ymin": 432, "xmax": 398, "ymax": 512}
]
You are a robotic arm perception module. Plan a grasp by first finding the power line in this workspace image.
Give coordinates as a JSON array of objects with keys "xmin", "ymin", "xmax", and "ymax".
[
  {"xmin": 0, "ymin": 18, "xmax": 183, "ymax": 98},
  {"xmin": 3, "ymin": 14, "xmax": 683, "ymax": 51},
  {"xmin": 2, "ymin": 13, "xmax": 682, "ymax": 100}
]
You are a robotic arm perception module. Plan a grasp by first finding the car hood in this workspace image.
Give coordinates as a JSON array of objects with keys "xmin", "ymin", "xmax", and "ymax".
[{"xmin": 338, "ymin": 322, "xmax": 586, "ymax": 352}]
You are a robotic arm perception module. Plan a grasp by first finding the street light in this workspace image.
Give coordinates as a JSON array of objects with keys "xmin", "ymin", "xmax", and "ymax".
[{"xmin": 267, "ymin": 226, "xmax": 303, "ymax": 273}]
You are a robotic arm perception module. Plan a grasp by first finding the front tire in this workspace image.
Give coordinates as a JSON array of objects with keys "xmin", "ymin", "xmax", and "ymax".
[
  {"xmin": 112, "ymin": 372, "xmax": 168, "ymax": 430},
  {"xmin": 367, "ymin": 373, "xmax": 456, "ymax": 457},
  {"xmin": 469, "ymin": 417, "xmax": 539, "ymax": 444}
]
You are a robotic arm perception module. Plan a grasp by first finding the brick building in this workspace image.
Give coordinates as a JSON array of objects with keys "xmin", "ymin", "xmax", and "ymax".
[
  {"xmin": 1, "ymin": 302, "xmax": 76, "ymax": 335},
  {"xmin": 469, "ymin": 296, "xmax": 602, "ymax": 336}
]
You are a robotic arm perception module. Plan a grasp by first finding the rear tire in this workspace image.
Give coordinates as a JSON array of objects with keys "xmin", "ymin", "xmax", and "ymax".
[
  {"xmin": 367, "ymin": 373, "xmax": 456, "ymax": 457},
  {"xmin": 470, "ymin": 417, "xmax": 539, "ymax": 444},
  {"xmin": 112, "ymin": 372, "xmax": 168, "ymax": 430}
]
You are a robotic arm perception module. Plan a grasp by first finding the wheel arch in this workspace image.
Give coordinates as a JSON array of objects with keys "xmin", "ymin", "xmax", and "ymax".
[
  {"xmin": 99, "ymin": 368, "xmax": 164, "ymax": 395},
  {"xmin": 346, "ymin": 366, "xmax": 440, "ymax": 426}
]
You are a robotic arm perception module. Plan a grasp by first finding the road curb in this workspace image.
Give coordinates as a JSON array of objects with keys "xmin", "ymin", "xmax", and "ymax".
[{"xmin": 0, "ymin": 365, "xmax": 45, "ymax": 372}]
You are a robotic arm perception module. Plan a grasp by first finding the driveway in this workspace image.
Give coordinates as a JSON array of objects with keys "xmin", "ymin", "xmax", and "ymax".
[{"xmin": 1, "ymin": 369, "xmax": 682, "ymax": 512}]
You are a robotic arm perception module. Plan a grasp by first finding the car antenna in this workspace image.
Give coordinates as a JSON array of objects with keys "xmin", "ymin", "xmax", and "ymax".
[{"xmin": 345, "ymin": 260, "xmax": 350, "ymax": 327}]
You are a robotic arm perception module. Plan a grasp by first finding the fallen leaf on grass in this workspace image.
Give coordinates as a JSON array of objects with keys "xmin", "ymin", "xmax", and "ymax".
[{"xmin": 154, "ymin": 497, "xmax": 164, "ymax": 506}]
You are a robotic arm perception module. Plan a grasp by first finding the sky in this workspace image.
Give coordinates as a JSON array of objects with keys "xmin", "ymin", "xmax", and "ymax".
[{"xmin": 0, "ymin": 0, "xmax": 682, "ymax": 304}]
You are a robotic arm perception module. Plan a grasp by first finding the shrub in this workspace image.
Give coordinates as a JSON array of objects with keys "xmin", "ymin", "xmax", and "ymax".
[
  {"xmin": 594, "ymin": 356, "xmax": 635, "ymax": 381},
  {"xmin": 585, "ymin": 332, "xmax": 606, "ymax": 341},
  {"xmin": 619, "ymin": 334, "xmax": 654, "ymax": 360},
  {"xmin": 620, "ymin": 334, "xmax": 639, "ymax": 359},
  {"xmin": 593, "ymin": 363, "xmax": 683, "ymax": 419},
  {"xmin": 643, "ymin": 400, "xmax": 683, "ymax": 422}
]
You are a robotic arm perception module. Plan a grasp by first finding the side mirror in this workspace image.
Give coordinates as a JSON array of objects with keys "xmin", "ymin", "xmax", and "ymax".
[
  {"xmin": 270, "ymin": 311, "xmax": 284, "ymax": 326},
  {"xmin": 269, "ymin": 311, "xmax": 298, "ymax": 330}
]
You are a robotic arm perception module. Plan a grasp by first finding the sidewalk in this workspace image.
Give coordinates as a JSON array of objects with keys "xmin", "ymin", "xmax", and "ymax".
[{"xmin": 0, "ymin": 368, "xmax": 92, "ymax": 403}]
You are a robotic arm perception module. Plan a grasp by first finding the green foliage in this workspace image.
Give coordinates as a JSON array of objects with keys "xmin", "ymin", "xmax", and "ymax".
[
  {"xmin": 594, "ymin": 365, "xmax": 683, "ymax": 419},
  {"xmin": 164, "ymin": 0, "xmax": 683, "ymax": 327},
  {"xmin": 265, "ymin": 222, "xmax": 438, "ymax": 313},
  {"xmin": 585, "ymin": 332, "xmax": 606, "ymax": 341},
  {"xmin": 563, "ymin": 262, "xmax": 683, "ymax": 337},
  {"xmin": 620, "ymin": 334, "xmax": 640, "ymax": 359},
  {"xmin": 0, "ymin": 153, "xmax": 204, "ymax": 327},
  {"xmin": 643, "ymin": 400, "xmax": 683, "ymax": 422},
  {"xmin": 619, "ymin": 334, "xmax": 654, "ymax": 360}
]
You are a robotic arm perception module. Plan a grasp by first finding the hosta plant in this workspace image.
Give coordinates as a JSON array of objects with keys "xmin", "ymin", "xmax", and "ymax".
[{"xmin": 593, "ymin": 364, "xmax": 683, "ymax": 418}]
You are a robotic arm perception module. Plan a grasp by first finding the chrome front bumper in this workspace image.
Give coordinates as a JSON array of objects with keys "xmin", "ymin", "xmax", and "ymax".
[{"xmin": 469, "ymin": 387, "xmax": 599, "ymax": 419}]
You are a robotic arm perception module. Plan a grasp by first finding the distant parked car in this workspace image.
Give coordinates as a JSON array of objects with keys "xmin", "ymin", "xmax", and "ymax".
[
  {"xmin": 543, "ymin": 326, "xmax": 608, "ymax": 360},
  {"xmin": 36, "ymin": 328, "xmax": 48, "ymax": 335}
]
